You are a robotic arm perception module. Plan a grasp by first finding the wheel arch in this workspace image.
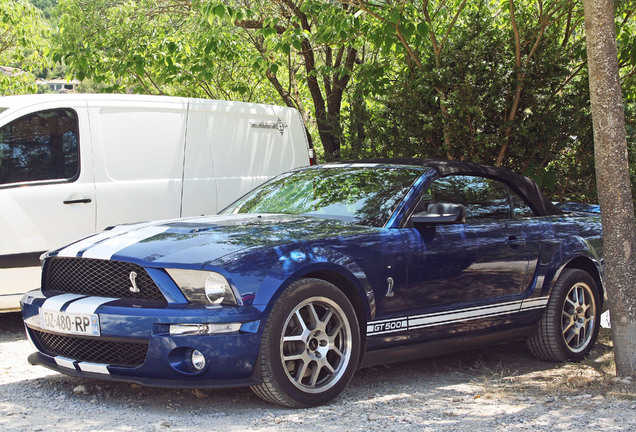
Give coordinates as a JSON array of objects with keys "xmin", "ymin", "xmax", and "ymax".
[{"xmin": 559, "ymin": 256, "xmax": 605, "ymax": 306}]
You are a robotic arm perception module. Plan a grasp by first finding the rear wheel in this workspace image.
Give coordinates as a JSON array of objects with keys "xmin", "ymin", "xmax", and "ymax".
[
  {"xmin": 527, "ymin": 269, "xmax": 601, "ymax": 362},
  {"xmin": 251, "ymin": 278, "xmax": 361, "ymax": 408}
]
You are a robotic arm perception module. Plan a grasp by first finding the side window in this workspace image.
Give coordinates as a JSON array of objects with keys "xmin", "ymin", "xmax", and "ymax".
[
  {"xmin": 0, "ymin": 109, "xmax": 79, "ymax": 185},
  {"xmin": 510, "ymin": 191, "xmax": 536, "ymax": 217},
  {"xmin": 418, "ymin": 175, "xmax": 512, "ymax": 222}
]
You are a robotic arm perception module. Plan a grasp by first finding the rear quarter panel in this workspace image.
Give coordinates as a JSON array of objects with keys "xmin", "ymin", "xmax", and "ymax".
[{"xmin": 528, "ymin": 214, "xmax": 604, "ymax": 298}]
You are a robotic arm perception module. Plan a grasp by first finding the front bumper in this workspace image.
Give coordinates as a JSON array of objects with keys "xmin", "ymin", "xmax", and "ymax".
[{"xmin": 21, "ymin": 291, "xmax": 264, "ymax": 389}]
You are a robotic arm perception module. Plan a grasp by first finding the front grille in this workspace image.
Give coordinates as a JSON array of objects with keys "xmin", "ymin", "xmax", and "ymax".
[
  {"xmin": 32, "ymin": 329, "xmax": 149, "ymax": 368},
  {"xmin": 45, "ymin": 257, "xmax": 166, "ymax": 302}
]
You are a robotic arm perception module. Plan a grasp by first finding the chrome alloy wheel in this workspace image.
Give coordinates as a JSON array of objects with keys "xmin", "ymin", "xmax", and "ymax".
[
  {"xmin": 561, "ymin": 282, "xmax": 597, "ymax": 353},
  {"xmin": 279, "ymin": 296, "xmax": 352, "ymax": 393}
]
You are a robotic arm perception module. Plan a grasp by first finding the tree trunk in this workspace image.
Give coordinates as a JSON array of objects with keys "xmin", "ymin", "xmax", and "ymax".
[
  {"xmin": 299, "ymin": 39, "xmax": 342, "ymax": 160},
  {"xmin": 583, "ymin": 0, "xmax": 636, "ymax": 375}
]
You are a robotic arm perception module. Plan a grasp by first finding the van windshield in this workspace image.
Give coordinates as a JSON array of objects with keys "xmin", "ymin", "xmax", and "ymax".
[{"xmin": 0, "ymin": 108, "xmax": 7, "ymax": 114}]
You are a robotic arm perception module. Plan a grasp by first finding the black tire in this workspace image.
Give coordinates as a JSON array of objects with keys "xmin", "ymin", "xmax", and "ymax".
[
  {"xmin": 251, "ymin": 278, "xmax": 361, "ymax": 408},
  {"xmin": 527, "ymin": 269, "xmax": 601, "ymax": 362}
]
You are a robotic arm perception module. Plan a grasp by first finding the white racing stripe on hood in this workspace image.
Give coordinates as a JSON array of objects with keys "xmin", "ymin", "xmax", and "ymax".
[
  {"xmin": 57, "ymin": 222, "xmax": 159, "ymax": 258},
  {"xmin": 41, "ymin": 294, "xmax": 85, "ymax": 312},
  {"xmin": 81, "ymin": 226, "xmax": 170, "ymax": 260},
  {"xmin": 65, "ymin": 296, "xmax": 119, "ymax": 314}
]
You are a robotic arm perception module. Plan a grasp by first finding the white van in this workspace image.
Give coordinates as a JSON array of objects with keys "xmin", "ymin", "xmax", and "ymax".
[{"xmin": 0, "ymin": 94, "xmax": 313, "ymax": 311}]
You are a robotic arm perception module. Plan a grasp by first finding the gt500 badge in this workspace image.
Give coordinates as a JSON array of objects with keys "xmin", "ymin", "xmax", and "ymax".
[{"xmin": 367, "ymin": 318, "xmax": 408, "ymax": 335}]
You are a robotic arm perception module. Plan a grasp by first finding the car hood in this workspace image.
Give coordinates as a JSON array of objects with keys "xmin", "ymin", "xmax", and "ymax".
[{"xmin": 51, "ymin": 214, "xmax": 377, "ymax": 267}]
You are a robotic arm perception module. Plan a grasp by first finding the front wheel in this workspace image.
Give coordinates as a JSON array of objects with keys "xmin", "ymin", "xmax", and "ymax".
[
  {"xmin": 527, "ymin": 269, "xmax": 601, "ymax": 362},
  {"xmin": 251, "ymin": 278, "xmax": 360, "ymax": 408}
]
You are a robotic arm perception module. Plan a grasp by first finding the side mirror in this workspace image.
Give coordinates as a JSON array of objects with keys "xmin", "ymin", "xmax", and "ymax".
[{"xmin": 412, "ymin": 203, "xmax": 466, "ymax": 224}]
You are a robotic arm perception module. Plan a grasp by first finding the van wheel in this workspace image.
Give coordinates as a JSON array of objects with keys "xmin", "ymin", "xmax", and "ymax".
[
  {"xmin": 251, "ymin": 278, "xmax": 360, "ymax": 408},
  {"xmin": 527, "ymin": 269, "xmax": 601, "ymax": 362}
]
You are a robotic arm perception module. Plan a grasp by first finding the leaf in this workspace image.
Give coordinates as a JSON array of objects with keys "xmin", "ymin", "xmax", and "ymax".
[
  {"xmin": 262, "ymin": 26, "xmax": 277, "ymax": 38},
  {"xmin": 213, "ymin": 4, "xmax": 226, "ymax": 19},
  {"xmin": 320, "ymin": 26, "xmax": 334, "ymax": 42},
  {"xmin": 417, "ymin": 22, "xmax": 429, "ymax": 36},
  {"xmin": 389, "ymin": 11, "xmax": 401, "ymax": 24},
  {"xmin": 383, "ymin": 23, "xmax": 394, "ymax": 37},
  {"xmin": 78, "ymin": 56, "xmax": 88, "ymax": 71},
  {"xmin": 400, "ymin": 22, "xmax": 415, "ymax": 39}
]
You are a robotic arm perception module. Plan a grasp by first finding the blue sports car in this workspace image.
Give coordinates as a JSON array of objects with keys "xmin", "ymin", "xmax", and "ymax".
[{"xmin": 20, "ymin": 159, "xmax": 604, "ymax": 407}]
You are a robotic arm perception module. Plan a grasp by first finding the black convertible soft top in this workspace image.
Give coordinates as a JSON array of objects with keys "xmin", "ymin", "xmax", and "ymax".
[{"xmin": 341, "ymin": 158, "xmax": 563, "ymax": 216}]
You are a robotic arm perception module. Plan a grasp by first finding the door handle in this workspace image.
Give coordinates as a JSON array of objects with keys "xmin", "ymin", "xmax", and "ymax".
[
  {"xmin": 63, "ymin": 198, "xmax": 92, "ymax": 204},
  {"xmin": 505, "ymin": 236, "xmax": 526, "ymax": 247}
]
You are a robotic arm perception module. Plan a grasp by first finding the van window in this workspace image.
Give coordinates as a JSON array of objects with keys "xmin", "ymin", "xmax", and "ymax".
[{"xmin": 0, "ymin": 109, "xmax": 79, "ymax": 185}]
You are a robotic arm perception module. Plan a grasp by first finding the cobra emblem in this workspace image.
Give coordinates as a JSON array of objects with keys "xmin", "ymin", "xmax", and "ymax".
[{"xmin": 129, "ymin": 271, "xmax": 140, "ymax": 293}]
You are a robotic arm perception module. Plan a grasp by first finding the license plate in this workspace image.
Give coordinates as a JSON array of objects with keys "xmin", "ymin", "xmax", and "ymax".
[{"xmin": 40, "ymin": 309, "xmax": 100, "ymax": 336}]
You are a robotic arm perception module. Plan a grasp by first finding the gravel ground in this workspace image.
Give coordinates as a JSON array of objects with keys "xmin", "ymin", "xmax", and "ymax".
[{"xmin": 1, "ymin": 311, "xmax": 634, "ymax": 432}]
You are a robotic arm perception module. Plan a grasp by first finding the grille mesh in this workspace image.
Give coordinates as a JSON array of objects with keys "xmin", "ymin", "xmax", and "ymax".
[
  {"xmin": 46, "ymin": 257, "xmax": 166, "ymax": 302},
  {"xmin": 32, "ymin": 329, "xmax": 148, "ymax": 368}
]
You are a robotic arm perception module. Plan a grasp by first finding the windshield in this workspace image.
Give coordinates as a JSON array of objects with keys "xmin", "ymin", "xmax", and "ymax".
[{"xmin": 222, "ymin": 165, "xmax": 426, "ymax": 227}]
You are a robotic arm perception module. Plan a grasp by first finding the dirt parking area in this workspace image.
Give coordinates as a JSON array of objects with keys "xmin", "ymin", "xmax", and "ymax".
[{"xmin": 1, "ymin": 312, "xmax": 634, "ymax": 432}]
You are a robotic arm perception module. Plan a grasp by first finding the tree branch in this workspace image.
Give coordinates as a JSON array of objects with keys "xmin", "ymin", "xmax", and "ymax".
[{"xmin": 236, "ymin": 19, "xmax": 287, "ymax": 34}]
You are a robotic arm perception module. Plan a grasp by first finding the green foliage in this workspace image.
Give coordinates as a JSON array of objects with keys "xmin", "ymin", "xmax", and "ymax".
[
  {"xmin": 0, "ymin": 0, "xmax": 51, "ymax": 95},
  {"xmin": 340, "ymin": 0, "xmax": 635, "ymax": 204},
  {"xmin": 28, "ymin": 0, "xmax": 56, "ymax": 19},
  {"xmin": 54, "ymin": 0, "xmax": 275, "ymax": 101},
  {"xmin": 37, "ymin": 0, "xmax": 636, "ymax": 203}
]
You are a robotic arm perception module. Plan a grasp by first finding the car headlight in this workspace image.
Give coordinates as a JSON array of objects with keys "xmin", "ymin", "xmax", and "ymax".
[{"xmin": 166, "ymin": 269, "xmax": 241, "ymax": 306}]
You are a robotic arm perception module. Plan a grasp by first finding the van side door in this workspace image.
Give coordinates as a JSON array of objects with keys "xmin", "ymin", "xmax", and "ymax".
[
  {"xmin": 87, "ymin": 99, "xmax": 187, "ymax": 231},
  {"xmin": 0, "ymin": 105, "xmax": 95, "ymax": 308}
]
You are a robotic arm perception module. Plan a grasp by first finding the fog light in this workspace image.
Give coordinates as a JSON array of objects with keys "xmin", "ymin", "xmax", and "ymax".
[
  {"xmin": 169, "ymin": 322, "xmax": 242, "ymax": 335},
  {"xmin": 190, "ymin": 349, "xmax": 206, "ymax": 371}
]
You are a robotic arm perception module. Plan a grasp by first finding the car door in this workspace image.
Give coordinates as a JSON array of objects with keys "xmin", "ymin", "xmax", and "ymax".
[
  {"xmin": 400, "ymin": 175, "xmax": 540, "ymax": 342},
  {"xmin": 0, "ymin": 105, "xmax": 95, "ymax": 308}
]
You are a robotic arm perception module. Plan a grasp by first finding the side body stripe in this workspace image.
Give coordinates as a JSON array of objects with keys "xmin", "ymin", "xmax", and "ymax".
[{"xmin": 367, "ymin": 296, "xmax": 550, "ymax": 336}]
